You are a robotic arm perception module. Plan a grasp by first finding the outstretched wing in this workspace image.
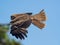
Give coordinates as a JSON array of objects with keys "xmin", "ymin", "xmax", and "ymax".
[
  {"xmin": 10, "ymin": 14, "xmax": 31, "ymax": 40},
  {"xmin": 10, "ymin": 25, "xmax": 28, "ymax": 39},
  {"xmin": 25, "ymin": 13, "xmax": 32, "ymax": 15}
]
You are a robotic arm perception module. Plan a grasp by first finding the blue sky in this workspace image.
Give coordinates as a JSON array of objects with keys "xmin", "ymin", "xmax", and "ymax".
[{"xmin": 0, "ymin": 0, "xmax": 60, "ymax": 45}]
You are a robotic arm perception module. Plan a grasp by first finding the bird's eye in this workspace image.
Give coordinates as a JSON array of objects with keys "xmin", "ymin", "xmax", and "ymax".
[{"xmin": 11, "ymin": 16, "xmax": 16, "ymax": 20}]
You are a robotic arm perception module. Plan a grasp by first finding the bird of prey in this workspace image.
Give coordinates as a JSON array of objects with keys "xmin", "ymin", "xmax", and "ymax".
[{"xmin": 10, "ymin": 9, "xmax": 46, "ymax": 40}]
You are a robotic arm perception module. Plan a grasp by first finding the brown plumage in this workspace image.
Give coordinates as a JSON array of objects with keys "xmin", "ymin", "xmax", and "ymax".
[{"xmin": 10, "ymin": 9, "xmax": 46, "ymax": 40}]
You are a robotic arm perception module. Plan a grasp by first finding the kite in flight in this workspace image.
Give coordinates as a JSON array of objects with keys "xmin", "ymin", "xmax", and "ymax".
[{"xmin": 10, "ymin": 9, "xmax": 46, "ymax": 40}]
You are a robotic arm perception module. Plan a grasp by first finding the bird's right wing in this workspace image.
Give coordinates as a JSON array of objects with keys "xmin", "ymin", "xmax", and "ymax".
[
  {"xmin": 10, "ymin": 26, "xmax": 28, "ymax": 40},
  {"xmin": 10, "ymin": 14, "xmax": 30, "ymax": 26},
  {"xmin": 10, "ymin": 14, "xmax": 30, "ymax": 40}
]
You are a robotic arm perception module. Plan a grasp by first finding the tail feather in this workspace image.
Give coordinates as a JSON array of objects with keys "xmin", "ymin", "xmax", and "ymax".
[
  {"xmin": 32, "ymin": 9, "xmax": 46, "ymax": 21},
  {"xmin": 31, "ymin": 9, "xmax": 46, "ymax": 29},
  {"xmin": 32, "ymin": 19, "xmax": 45, "ymax": 29}
]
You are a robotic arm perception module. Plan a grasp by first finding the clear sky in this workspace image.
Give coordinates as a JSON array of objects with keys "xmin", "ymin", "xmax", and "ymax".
[{"xmin": 0, "ymin": 0, "xmax": 60, "ymax": 45}]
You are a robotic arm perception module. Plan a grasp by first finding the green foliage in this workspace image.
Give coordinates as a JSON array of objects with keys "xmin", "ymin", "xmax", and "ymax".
[{"xmin": 0, "ymin": 24, "xmax": 21, "ymax": 45}]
